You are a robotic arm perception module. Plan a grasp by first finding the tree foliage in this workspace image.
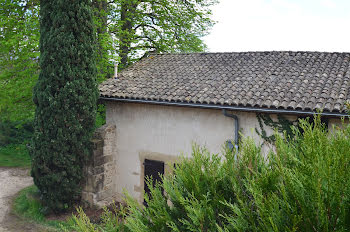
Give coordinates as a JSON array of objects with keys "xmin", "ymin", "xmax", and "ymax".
[
  {"xmin": 0, "ymin": 0, "xmax": 40, "ymax": 121},
  {"xmin": 0, "ymin": 0, "xmax": 216, "ymax": 130},
  {"xmin": 111, "ymin": 0, "xmax": 217, "ymax": 68},
  {"xmin": 30, "ymin": 0, "xmax": 98, "ymax": 211},
  {"xmin": 92, "ymin": 0, "xmax": 117, "ymax": 81},
  {"xmin": 69, "ymin": 0, "xmax": 218, "ymax": 69}
]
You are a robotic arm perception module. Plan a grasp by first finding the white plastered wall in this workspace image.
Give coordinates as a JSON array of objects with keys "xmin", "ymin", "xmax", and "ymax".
[
  {"xmin": 328, "ymin": 117, "xmax": 347, "ymax": 132},
  {"xmin": 105, "ymin": 102, "xmax": 296, "ymax": 203},
  {"xmin": 105, "ymin": 102, "xmax": 346, "ymax": 203}
]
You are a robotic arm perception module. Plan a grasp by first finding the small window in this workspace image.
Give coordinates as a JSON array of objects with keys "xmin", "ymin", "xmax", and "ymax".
[{"xmin": 143, "ymin": 159, "xmax": 164, "ymax": 205}]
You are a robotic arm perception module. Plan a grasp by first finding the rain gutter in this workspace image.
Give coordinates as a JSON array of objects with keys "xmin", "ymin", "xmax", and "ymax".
[{"xmin": 99, "ymin": 97, "xmax": 348, "ymax": 118}]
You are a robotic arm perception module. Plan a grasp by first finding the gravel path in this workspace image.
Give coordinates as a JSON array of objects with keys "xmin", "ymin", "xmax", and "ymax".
[{"xmin": 0, "ymin": 167, "xmax": 36, "ymax": 231}]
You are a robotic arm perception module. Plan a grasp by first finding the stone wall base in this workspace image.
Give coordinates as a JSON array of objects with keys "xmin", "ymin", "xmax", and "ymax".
[{"xmin": 82, "ymin": 124, "xmax": 117, "ymax": 208}]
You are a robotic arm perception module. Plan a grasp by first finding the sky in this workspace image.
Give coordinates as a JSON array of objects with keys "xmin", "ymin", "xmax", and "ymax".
[{"xmin": 204, "ymin": 0, "xmax": 350, "ymax": 52}]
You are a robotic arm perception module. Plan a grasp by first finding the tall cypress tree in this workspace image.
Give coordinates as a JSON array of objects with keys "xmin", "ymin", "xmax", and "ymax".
[{"xmin": 31, "ymin": 0, "xmax": 97, "ymax": 211}]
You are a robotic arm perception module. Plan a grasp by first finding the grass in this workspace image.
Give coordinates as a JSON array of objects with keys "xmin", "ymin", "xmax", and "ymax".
[
  {"xmin": 0, "ymin": 143, "xmax": 31, "ymax": 167},
  {"xmin": 13, "ymin": 185, "xmax": 70, "ymax": 231}
]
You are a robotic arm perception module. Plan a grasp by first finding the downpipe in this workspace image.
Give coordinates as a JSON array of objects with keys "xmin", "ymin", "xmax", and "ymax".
[{"xmin": 222, "ymin": 109, "xmax": 239, "ymax": 154}]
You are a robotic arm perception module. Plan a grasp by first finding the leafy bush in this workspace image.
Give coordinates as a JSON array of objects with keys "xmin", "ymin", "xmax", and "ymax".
[
  {"xmin": 0, "ymin": 120, "xmax": 33, "ymax": 146},
  {"xmin": 95, "ymin": 104, "xmax": 106, "ymax": 128},
  {"xmin": 68, "ymin": 116, "xmax": 350, "ymax": 231},
  {"xmin": 61, "ymin": 205, "xmax": 127, "ymax": 232},
  {"xmin": 0, "ymin": 120, "xmax": 32, "ymax": 167}
]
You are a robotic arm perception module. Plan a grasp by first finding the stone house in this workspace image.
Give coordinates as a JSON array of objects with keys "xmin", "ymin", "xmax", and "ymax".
[{"xmin": 83, "ymin": 51, "xmax": 350, "ymax": 207}]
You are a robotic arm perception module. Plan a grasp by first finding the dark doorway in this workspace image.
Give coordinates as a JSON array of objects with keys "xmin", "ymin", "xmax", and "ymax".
[{"xmin": 143, "ymin": 159, "xmax": 164, "ymax": 205}]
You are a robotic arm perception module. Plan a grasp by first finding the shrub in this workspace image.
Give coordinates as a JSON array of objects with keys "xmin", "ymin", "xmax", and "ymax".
[
  {"xmin": 61, "ymin": 205, "xmax": 127, "ymax": 232},
  {"xmin": 68, "ymin": 116, "xmax": 350, "ymax": 231},
  {"xmin": 0, "ymin": 120, "xmax": 33, "ymax": 146},
  {"xmin": 30, "ymin": 0, "xmax": 98, "ymax": 212},
  {"xmin": 0, "ymin": 120, "xmax": 33, "ymax": 167}
]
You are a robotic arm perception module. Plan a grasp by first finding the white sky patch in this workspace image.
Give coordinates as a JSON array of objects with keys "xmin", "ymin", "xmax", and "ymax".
[
  {"xmin": 320, "ymin": 0, "xmax": 337, "ymax": 8},
  {"xmin": 204, "ymin": 0, "xmax": 350, "ymax": 52}
]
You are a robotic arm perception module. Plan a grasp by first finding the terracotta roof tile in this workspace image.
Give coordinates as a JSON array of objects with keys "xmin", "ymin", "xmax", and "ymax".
[{"xmin": 100, "ymin": 51, "xmax": 350, "ymax": 114}]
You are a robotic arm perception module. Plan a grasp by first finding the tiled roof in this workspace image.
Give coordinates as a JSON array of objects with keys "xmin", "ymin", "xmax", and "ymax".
[{"xmin": 99, "ymin": 52, "xmax": 350, "ymax": 114}]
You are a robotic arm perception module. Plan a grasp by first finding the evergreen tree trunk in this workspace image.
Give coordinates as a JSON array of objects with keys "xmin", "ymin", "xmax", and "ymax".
[{"xmin": 31, "ymin": 0, "xmax": 97, "ymax": 212}]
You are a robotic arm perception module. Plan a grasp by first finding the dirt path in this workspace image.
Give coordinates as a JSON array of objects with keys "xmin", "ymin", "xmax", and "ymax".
[{"xmin": 0, "ymin": 167, "xmax": 43, "ymax": 232}]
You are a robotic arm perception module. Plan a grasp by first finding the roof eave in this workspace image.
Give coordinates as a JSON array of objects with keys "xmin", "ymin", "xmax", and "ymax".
[{"xmin": 99, "ymin": 96, "xmax": 349, "ymax": 118}]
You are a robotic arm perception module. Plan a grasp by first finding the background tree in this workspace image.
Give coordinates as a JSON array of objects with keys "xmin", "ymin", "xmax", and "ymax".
[
  {"xmin": 89, "ymin": 0, "xmax": 218, "ymax": 69},
  {"xmin": 92, "ymin": 0, "xmax": 116, "ymax": 81},
  {"xmin": 0, "ymin": 0, "xmax": 216, "ymax": 121},
  {"xmin": 30, "ymin": 0, "xmax": 98, "ymax": 211},
  {"xmin": 0, "ymin": 0, "xmax": 40, "ymax": 166},
  {"xmin": 111, "ymin": 0, "xmax": 217, "ymax": 68},
  {"xmin": 0, "ymin": 0, "xmax": 40, "ymax": 122},
  {"xmin": 0, "ymin": 0, "xmax": 216, "ymax": 167}
]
